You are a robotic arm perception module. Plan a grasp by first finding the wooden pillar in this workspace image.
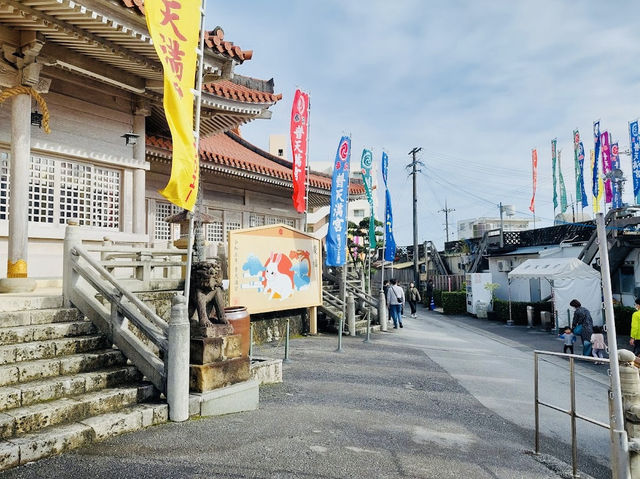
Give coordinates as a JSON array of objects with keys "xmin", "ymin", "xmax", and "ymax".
[
  {"xmin": 132, "ymin": 108, "xmax": 147, "ymax": 235},
  {"xmin": 0, "ymin": 92, "xmax": 36, "ymax": 292},
  {"xmin": 309, "ymin": 306, "xmax": 317, "ymax": 335}
]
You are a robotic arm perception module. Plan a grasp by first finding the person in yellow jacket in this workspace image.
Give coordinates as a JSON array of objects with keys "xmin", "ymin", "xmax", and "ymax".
[{"xmin": 630, "ymin": 298, "xmax": 640, "ymax": 356}]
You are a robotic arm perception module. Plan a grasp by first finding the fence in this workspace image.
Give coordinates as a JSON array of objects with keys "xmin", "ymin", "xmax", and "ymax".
[{"xmin": 533, "ymin": 350, "xmax": 612, "ymax": 479}]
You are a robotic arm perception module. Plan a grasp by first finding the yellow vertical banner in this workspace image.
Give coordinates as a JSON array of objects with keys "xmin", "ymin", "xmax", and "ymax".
[
  {"xmin": 145, "ymin": 0, "xmax": 200, "ymax": 210},
  {"xmin": 591, "ymin": 149, "xmax": 604, "ymax": 213}
]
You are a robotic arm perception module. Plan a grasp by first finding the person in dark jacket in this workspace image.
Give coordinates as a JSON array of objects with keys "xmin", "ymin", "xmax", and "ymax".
[
  {"xmin": 426, "ymin": 279, "xmax": 434, "ymax": 311},
  {"xmin": 570, "ymin": 299, "xmax": 594, "ymax": 356},
  {"xmin": 407, "ymin": 282, "xmax": 421, "ymax": 318}
]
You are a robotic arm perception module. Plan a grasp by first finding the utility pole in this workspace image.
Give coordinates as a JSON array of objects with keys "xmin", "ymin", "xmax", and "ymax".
[
  {"xmin": 407, "ymin": 147, "xmax": 423, "ymax": 287},
  {"xmin": 499, "ymin": 202, "xmax": 504, "ymax": 248},
  {"xmin": 439, "ymin": 199, "xmax": 455, "ymax": 243}
]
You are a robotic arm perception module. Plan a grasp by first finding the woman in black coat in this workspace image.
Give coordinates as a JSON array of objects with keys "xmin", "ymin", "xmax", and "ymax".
[{"xmin": 570, "ymin": 299, "xmax": 594, "ymax": 356}]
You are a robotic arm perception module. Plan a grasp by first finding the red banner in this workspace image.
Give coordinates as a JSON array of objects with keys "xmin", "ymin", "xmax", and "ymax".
[
  {"xmin": 529, "ymin": 149, "xmax": 538, "ymax": 213},
  {"xmin": 290, "ymin": 89, "xmax": 310, "ymax": 213}
]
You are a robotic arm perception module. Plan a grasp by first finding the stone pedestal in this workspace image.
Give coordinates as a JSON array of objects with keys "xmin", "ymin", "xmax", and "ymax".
[{"xmin": 189, "ymin": 316, "xmax": 251, "ymax": 393}]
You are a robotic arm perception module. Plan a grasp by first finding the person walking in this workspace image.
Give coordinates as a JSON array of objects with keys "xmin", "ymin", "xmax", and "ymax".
[
  {"xmin": 558, "ymin": 327, "xmax": 576, "ymax": 354},
  {"xmin": 426, "ymin": 279, "xmax": 434, "ymax": 311},
  {"xmin": 383, "ymin": 280, "xmax": 390, "ymax": 320},
  {"xmin": 570, "ymin": 299, "xmax": 594, "ymax": 357},
  {"xmin": 629, "ymin": 297, "xmax": 640, "ymax": 356},
  {"xmin": 386, "ymin": 278, "xmax": 405, "ymax": 329},
  {"xmin": 590, "ymin": 326, "xmax": 606, "ymax": 363},
  {"xmin": 407, "ymin": 282, "xmax": 421, "ymax": 318}
]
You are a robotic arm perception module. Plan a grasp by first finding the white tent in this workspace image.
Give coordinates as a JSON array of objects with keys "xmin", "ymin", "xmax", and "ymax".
[{"xmin": 508, "ymin": 258, "xmax": 603, "ymax": 326}]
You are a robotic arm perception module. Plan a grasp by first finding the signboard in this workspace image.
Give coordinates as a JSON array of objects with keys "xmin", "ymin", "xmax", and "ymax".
[{"xmin": 228, "ymin": 224, "xmax": 322, "ymax": 314}]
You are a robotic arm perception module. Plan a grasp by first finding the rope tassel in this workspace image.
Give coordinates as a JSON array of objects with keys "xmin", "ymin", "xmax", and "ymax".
[{"xmin": 0, "ymin": 86, "xmax": 51, "ymax": 134}]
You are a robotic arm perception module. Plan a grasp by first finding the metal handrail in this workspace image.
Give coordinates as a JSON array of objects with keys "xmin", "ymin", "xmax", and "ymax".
[{"xmin": 534, "ymin": 350, "xmax": 611, "ymax": 479}]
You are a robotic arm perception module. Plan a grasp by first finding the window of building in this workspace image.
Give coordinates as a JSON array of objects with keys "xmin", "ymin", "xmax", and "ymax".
[
  {"xmin": 0, "ymin": 152, "xmax": 120, "ymax": 228},
  {"xmin": 92, "ymin": 167, "xmax": 120, "ymax": 228},
  {"xmin": 265, "ymin": 215, "xmax": 279, "ymax": 225},
  {"xmin": 277, "ymin": 148, "xmax": 284, "ymax": 157},
  {"xmin": 29, "ymin": 156, "xmax": 55, "ymax": 223},
  {"xmin": 250, "ymin": 213, "xmax": 265, "ymax": 227},
  {"xmin": 154, "ymin": 202, "xmax": 180, "ymax": 241},
  {"xmin": 353, "ymin": 209, "xmax": 365, "ymax": 218},
  {"xmin": 206, "ymin": 221, "xmax": 223, "ymax": 242}
]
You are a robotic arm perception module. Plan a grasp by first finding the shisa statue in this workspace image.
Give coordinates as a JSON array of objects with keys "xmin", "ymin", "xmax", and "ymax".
[{"xmin": 188, "ymin": 260, "xmax": 228, "ymax": 330}]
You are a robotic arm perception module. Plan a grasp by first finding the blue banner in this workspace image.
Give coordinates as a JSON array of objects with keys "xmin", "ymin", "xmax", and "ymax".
[
  {"xmin": 593, "ymin": 121, "xmax": 600, "ymax": 198},
  {"xmin": 578, "ymin": 142, "xmax": 588, "ymax": 207},
  {"xmin": 384, "ymin": 189, "xmax": 396, "ymax": 262},
  {"xmin": 382, "ymin": 152, "xmax": 396, "ymax": 262},
  {"xmin": 382, "ymin": 150, "xmax": 389, "ymax": 186},
  {"xmin": 326, "ymin": 136, "xmax": 351, "ymax": 266},
  {"xmin": 611, "ymin": 142, "xmax": 622, "ymax": 208},
  {"xmin": 630, "ymin": 121, "xmax": 640, "ymax": 200}
]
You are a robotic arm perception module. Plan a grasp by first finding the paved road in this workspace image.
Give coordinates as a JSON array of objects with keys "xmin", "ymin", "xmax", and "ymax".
[
  {"xmin": 381, "ymin": 307, "xmax": 613, "ymax": 479},
  {"xmin": 1, "ymin": 306, "xmax": 614, "ymax": 479}
]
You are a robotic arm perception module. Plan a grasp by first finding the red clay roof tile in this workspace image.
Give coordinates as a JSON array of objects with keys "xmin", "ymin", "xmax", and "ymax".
[
  {"xmin": 146, "ymin": 132, "xmax": 365, "ymax": 195},
  {"xmin": 120, "ymin": 2, "xmax": 250, "ymax": 63},
  {"xmin": 203, "ymin": 80, "xmax": 282, "ymax": 104}
]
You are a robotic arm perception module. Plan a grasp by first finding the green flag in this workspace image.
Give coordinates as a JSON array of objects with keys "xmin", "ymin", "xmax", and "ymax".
[
  {"xmin": 360, "ymin": 149, "xmax": 376, "ymax": 249},
  {"xmin": 552, "ymin": 139, "xmax": 558, "ymax": 210},
  {"xmin": 558, "ymin": 149, "xmax": 568, "ymax": 213}
]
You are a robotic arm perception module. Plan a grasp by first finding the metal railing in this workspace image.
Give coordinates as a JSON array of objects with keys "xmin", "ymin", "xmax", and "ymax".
[{"xmin": 534, "ymin": 350, "xmax": 611, "ymax": 479}]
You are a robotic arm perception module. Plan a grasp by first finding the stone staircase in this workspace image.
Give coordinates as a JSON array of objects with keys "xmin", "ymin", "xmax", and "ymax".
[
  {"xmin": 0, "ymin": 294, "xmax": 167, "ymax": 471},
  {"xmin": 320, "ymin": 280, "xmax": 378, "ymax": 336}
]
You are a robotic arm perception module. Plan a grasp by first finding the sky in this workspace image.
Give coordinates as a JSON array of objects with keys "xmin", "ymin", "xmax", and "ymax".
[{"xmin": 206, "ymin": 1, "xmax": 640, "ymax": 248}]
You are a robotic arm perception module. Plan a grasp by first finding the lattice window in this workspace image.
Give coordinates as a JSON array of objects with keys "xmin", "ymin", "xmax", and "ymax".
[
  {"xmin": 59, "ymin": 162, "xmax": 92, "ymax": 226},
  {"xmin": 28, "ymin": 156, "xmax": 55, "ymax": 223},
  {"xmin": 154, "ymin": 202, "xmax": 180, "ymax": 240},
  {"xmin": 0, "ymin": 152, "xmax": 8, "ymax": 221},
  {"xmin": 265, "ymin": 215, "xmax": 279, "ymax": 225},
  {"xmin": 206, "ymin": 221, "xmax": 223, "ymax": 242},
  {"xmin": 92, "ymin": 167, "xmax": 120, "ymax": 229},
  {"xmin": 285, "ymin": 218, "xmax": 295, "ymax": 227},
  {"xmin": 249, "ymin": 214, "xmax": 264, "ymax": 227}
]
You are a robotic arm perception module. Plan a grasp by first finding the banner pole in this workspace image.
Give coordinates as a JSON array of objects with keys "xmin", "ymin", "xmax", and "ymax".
[
  {"xmin": 303, "ymin": 93, "xmax": 311, "ymax": 232},
  {"xmin": 183, "ymin": 0, "xmax": 207, "ymax": 299}
]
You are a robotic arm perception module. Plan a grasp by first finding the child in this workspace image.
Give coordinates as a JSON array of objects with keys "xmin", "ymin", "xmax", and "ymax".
[
  {"xmin": 591, "ymin": 326, "xmax": 607, "ymax": 363},
  {"xmin": 559, "ymin": 327, "xmax": 576, "ymax": 354}
]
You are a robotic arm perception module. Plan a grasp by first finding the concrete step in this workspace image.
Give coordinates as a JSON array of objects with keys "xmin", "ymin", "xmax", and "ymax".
[
  {"xmin": 0, "ymin": 321, "xmax": 96, "ymax": 347},
  {"xmin": 0, "ymin": 308, "xmax": 84, "ymax": 329},
  {"xmin": 0, "ymin": 335, "xmax": 110, "ymax": 366},
  {"xmin": 0, "ymin": 295, "xmax": 63, "ymax": 314},
  {"xmin": 0, "ymin": 366, "xmax": 142, "ymax": 413},
  {"xmin": 0, "ymin": 384, "xmax": 155, "ymax": 439},
  {"xmin": 0, "ymin": 350, "xmax": 126, "ymax": 387},
  {"xmin": 0, "ymin": 402, "xmax": 168, "ymax": 470}
]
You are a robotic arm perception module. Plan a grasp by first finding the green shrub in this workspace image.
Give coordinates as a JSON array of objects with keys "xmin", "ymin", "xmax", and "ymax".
[
  {"xmin": 442, "ymin": 291, "xmax": 467, "ymax": 315},
  {"xmin": 493, "ymin": 299, "xmax": 553, "ymax": 325}
]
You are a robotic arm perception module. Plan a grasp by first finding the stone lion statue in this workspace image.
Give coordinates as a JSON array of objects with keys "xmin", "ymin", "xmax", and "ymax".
[{"xmin": 188, "ymin": 260, "xmax": 227, "ymax": 329}]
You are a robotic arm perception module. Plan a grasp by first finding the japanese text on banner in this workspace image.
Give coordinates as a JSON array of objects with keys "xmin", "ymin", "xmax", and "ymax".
[
  {"xmin": 326, "ymin": 137, "xmax": 351, "ymax": 266},
  {"xmin": 290, "ymin": 90, "xmax": 309, "ymax": 213},
  {"xmin": 145, "ymin": 0, "xmax": 200, "ymax": 210}
]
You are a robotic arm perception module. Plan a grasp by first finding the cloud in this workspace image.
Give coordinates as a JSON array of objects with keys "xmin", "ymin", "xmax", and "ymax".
[{"xmin": 209, "ymin": 1, "xmax": 640, "ymax": 246}]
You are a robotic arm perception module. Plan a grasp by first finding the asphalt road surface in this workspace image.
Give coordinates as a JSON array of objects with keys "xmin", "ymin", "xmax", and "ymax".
[{"xmin": 0, "ymin": 306, "xmax": 613, "ymax": 479}]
